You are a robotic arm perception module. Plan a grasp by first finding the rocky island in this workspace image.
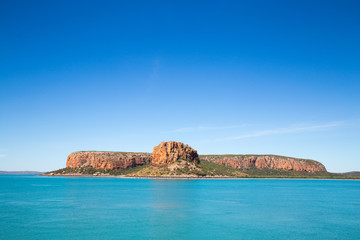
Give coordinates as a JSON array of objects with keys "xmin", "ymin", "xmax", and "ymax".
[{"xmin": 43, "ymin": 141, "xmax": 359, "ymax": 179}]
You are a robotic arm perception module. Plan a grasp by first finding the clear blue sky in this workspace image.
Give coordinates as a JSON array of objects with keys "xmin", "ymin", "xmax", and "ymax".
[{"xmin": 1, "ymin": 0, "xmax": 359, "ymax": 172}]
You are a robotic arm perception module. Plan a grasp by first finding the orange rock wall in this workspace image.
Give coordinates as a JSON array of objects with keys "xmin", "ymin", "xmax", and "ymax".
[
  {"xmin": 66, "ymin": 151, "xmax": 152, "ymax": 170},
  {"xmin": 201, "ymin": 155, "xmax": 327, "ymax": 172},
  {"xmin": 152, "ymin": 141, "xmax": 199, "ymax": 164},
  {"xmin": 65, "ymin": 147, "xmax": 327, "ymax": 173}
]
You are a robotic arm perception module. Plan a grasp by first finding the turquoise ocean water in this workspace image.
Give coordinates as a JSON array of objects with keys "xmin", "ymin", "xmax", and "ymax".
[{"xmin": 0, "ymin": 175, "xmax": 359, "ymax": 240}]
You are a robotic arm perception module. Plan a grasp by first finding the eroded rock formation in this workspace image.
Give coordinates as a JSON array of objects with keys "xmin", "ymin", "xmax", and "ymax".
[
  {"xmin": 152, "ymin": 141, "xmax": 199, "ymax": 164},
  {"xmin": 65, "ymin": 142, "xmax": 327, "ymax": 173},
  {"xmin": 66, "ymin": 151, "xmax": 152, "ymax": 170},
  {"xmin": 200, "ymin": 155, "xmax": 326, "ymax": 172}
]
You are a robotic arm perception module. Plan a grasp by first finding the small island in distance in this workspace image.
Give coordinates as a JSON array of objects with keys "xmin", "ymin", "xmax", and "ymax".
[{"xmin": 43, "ymin": 141, "xmax": 359, "ymax": 179}]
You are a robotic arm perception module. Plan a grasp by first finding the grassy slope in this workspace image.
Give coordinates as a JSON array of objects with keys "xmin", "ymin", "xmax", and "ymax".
[
  {"xmin": 45, "ymin": 164, "xmax": 149, "ymax": 176},
  {"xmin": 339, "ymin": 171, "xmax": 360, "ymax": 177},
  {"xmin": 197, "ymin": 160, "xmax": 247, "ymax": 177},
  {"xmin": 238, "ymin": 167, "xmax": 356, "ymax": 179},
  {"xmin": 44, "ymin": 160, "xmax": 246, "ymax": 177},
  {"xmin": 130, "ymin": 159, "xmax": 247, "ymax": 177}
]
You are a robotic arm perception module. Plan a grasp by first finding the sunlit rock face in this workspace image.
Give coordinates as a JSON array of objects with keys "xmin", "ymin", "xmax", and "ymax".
[
  {"xmin": 66, "ymin": 151, "xmax": 152, "ymax": 170},
  {"xmin": 200, "ymin": 155, "xmax": 327, "ymax": 172},
  {"xmin": 152, "ymin": 141, "xmax": 199, "ymax": 164}
]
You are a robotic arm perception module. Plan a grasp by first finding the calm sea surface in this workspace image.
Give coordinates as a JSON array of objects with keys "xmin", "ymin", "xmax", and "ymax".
[{"xmin": 0, "ymin": 175, "xmax": 359, "ymax": 240}]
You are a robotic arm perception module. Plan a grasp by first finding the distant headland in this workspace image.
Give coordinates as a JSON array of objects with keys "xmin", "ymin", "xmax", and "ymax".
[{"xmin": 43, "ymin": 141, "xmax": 359, "ymax": 179}]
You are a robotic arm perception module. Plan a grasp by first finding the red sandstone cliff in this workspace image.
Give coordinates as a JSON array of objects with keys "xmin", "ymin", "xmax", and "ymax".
[
  {"xmin": 200, "ymin": 155, "xmax": 326, "ymax": 172},
  {"xmin": 152, "ymin": 141, "xmax": 199, "ymax": 164},
  {"xmin": 65, "ymin": 143, "xmax": 326, "ymax": 173},
  {"xmin": 66, "ymin": 151, "xmax": 152, "ymax": 170}
]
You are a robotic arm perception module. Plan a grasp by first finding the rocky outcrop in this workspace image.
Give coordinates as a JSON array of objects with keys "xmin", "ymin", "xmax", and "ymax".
[
  {"xmin": 152, "ymin": 141, "xmax": 199, "ymax": 164},
  {"xmin": 200, "ymin": 155, "xmax": 327, "ymax": 172},
  {"xmin": 66, "ymin": 151, "xmax": 152, "ymax": 170},
  {"xmin": 64, "ymin": 143, "xmax": 327, "ymax": 174}
]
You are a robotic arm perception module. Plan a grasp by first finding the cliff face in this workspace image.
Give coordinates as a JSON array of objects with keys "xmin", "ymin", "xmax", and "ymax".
[
  {"xmin": 65, "ymin": 144, "xmax": 326, "ymax": 173},
  {"xmin": 66, "ymin": 151, "xmax": 152, "ymax": 170},
  {"xmin": 200, "ymin": 155, "xmax": 327, "ymax": 172},
  {"xmin": 152, "ymin": 141, "xmax": 199, "ymax": 164}
]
